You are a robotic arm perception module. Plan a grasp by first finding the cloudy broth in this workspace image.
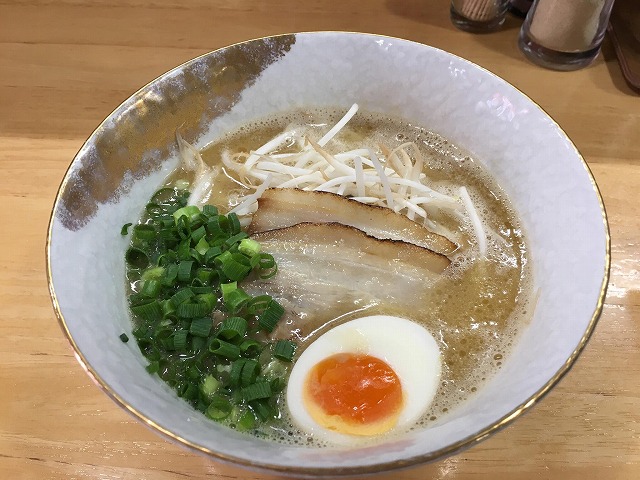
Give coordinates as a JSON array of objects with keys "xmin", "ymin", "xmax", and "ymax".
[{"xmin": 157, "ymin": 107, "xmax": 532, "ymax": 445}]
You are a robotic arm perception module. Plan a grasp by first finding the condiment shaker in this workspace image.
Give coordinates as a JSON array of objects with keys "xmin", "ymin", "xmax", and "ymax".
[
  {"xmin": 450, "ymin": 0, "xmax": 511, "ymax": 32},
  {"xmin": 518, "ymin": 0, "xmax": 616, "ymax": 70}
]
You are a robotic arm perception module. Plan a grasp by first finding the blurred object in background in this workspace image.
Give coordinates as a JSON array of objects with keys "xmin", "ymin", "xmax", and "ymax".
[
  {"xmin": 509, "ymin": 0, "xmax": 534, "ymax": 17},
  {"xmin": 607, "ymin": 0, "xmax": 640, "ymax": 91},
  {"xmin": 518, "ymin": 0, "xmax": 616, "ymax": 71},
  {"xmin": 450, "ymin": 0, "xmax": 510, "ymax": 32}
]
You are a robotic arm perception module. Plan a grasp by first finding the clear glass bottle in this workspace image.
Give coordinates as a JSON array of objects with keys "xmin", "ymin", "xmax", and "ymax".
[
  {"xmin": 450, "ymin": 0, "xmax": 511, "ymax": 33},
  {"xmin": 518, "ymin": 0, "xmax": 616, "ymax": 71}
]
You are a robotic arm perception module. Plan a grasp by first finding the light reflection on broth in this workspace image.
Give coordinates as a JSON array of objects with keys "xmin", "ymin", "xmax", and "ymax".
[{"xmin": 161, "ymin": 107, "xmax": 531, "ymax": 445}]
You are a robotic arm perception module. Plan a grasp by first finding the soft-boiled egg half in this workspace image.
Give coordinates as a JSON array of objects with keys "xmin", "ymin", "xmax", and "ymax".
[{"xmin": 286, "ymin": 315, "xmax": 442, "ymax": 444}]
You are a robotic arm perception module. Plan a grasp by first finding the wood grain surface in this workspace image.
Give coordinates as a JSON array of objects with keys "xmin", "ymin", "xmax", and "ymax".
[{"xmin": 1, "ymin": 1, "xmax": 638, "ymax": 479}]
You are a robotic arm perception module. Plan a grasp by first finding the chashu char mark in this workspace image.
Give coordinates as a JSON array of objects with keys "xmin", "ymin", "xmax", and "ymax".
[
  {"xmin": 247, "ymin": 188, "xmax": 458, "ymax": 256},
  {"xmin": 246, "ymin": 222, "xmax": 450, "ymax": 341}
]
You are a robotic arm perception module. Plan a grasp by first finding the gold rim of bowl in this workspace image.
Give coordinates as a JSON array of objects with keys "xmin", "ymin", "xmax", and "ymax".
[{"xmin": 45, "ymin": 32, "xmax": 611, "ymax": 477}]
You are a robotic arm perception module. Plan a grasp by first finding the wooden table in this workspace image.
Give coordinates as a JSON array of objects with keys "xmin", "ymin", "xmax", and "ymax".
[{"xmin": 1, "ymin": 2, "xmax": 638, "ymax": 479}]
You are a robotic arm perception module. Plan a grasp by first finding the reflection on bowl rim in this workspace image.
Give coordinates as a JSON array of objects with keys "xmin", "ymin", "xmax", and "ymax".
[{"xmin": 45, "ymin": 32, "xmax": 611, "ymax": 477}]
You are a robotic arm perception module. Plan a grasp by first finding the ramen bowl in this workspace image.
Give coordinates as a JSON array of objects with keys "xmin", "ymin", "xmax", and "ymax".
[{"xmin": 47, "ymin": 32, "xmax": 609, "ymax": 476}]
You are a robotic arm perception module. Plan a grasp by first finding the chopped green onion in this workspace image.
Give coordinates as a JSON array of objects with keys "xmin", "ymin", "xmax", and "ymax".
[
  {"xmin": 133, "ymin": 224, "xmax": 156, "ymax": 241},
  {"xmin": 155, "ymin": 326, "xmax": 174, "ymax": 339},
  {"xmin": 177, "ymin": 239, "xmax": 191, "ymax": 260},
  {"xmin": 218, "ymin": 317, "xmax": 247, "ymax": 341},
  {"xmin": 240, "ymin": 359, "xmax": 259, "ymax": 386},
  {"xmin": 190, "ymin": 335, "xmax": 206, "ymax": 352},
  {"xmin": 177, "ymin": 260, "xmax": 194, "ymax": 282},
  {"xmin": 158, "ymin": 227, "xmax": 179, "ymax": 243},
  {"xmin": 269, "ymin": 377, "xmax": 286, "ymax": 393},
  {"xmin": 204, "ymin": 246, "xmax": 223, "ymax": 264},
  {"xmin": 141, "ymin": 266, "xmax": 165, "ymax": 281},
  {"xmin": 163, "ymin": 264, "xmax": 179, "ymax": 286},
  {"xmin": 273, "ymin": 340, "xmax": 296, "ymax": 362},
  {"xmin": 176, "ymin": 301, "xmax": 210, "ymax": 318},
  {"xmin": 206, "ymin": 396, "xmax": 232, "ymax": 420},
  {"xmin": 169, "ymin": 288, "xmax": 194, "ymax": 307},
  {"xmin": 160, "ymin": 336, "xmax": 175, "ymax": 350},
  {"xmin": 186, "ymin": 364, "xmax": 201, "ymax": 381},
  {"xmin": 124, "ymin": 189, "xmax": 284, "ymax": 429},
  {"xmin": 258, "ymin": 299, "xmax": 285, "ymax": 332},
  {"xmin": 256, "ymin": 253, "xmax": 275, "ymax": 269},
  {"xmin": 145, "ymin": 360, "xmax": 160, "ymax": 374},
  {"xmin": 132, "ymin": 325, "xmax": 151, "ymax": 339},
  {"xmin": 224, "ymin": 232, "xmax": 249, "ymax": 248},
  {"xmin": 236, "ymin": 409, "xmax": 256, "ymax": 431},
  {"xmin": 230, "ymin": 359, "xmax": 247, "ymax": 387},
  {"xmin": 195, "ymin": 237, "xmax": 209, "ymax": 255},
  {"xmin": 160, "ymin": 299, "xmax": 176, "ymax": 317},
  {"xmin": 242, "ymin": 381, "xmax": 272, "ymax": 402},
  {"xmin": 176, "ymin": 221, "xmax": 191, "ymax": 241},
  {"xmin": 202, "ymin": 204, "xmax": 218, "ymax": 218},
  {"xmin": 225, "ymin": 289, "xmax": 251, "ymax": 313},
  {"xmin": 191, "ymin": 225, "xmax": 206, "ymax": 244},
  {"xmin": 130, "ymin": 300, "xmax": 162, "ymax": 321},
  {"xmin": 257, "ymin": 253, "xmax": 278, "ymax": 279},
  {"xmin": 238, "ymin": 238, "xmax": 261, "ymax": 257},
  {"xmin": 195, "ymin": 268, "xmax": 216, "ymax": 284},
  {"xmin": 200, "ymin": 374, "xmax": 220, "ymax": 400},
  {"xmin": 129, "ymin": 292, "xmax": 146, "ymax": 306},
  {"xmin": 180, "ymin": 382, "xmax": 199, "ymax": 401},
  {"xmin": 221, "ymin": 282, "xmax": 251, "ymax": 313},
  {"xmin": 190, "ymin": 285, "xmax": 214, "ymax": 295},
  {"xmin": 209, "ymin": 338, "xmax": 241, "ymax": 359},
  {"xmin": 140, "ymin": 279, "xmax": 162, "ymax": 298},
  {"xmin": 189, "ymin": 248, "xmax": 203, "ymax": 264},
  {"xmin": 250, "ymin": 400, "xmax": 274, "ymax": 422},
  {"xmin": 240, "ymin": 339, "xmax": 262, "ymax": 358},
  {"xmin": 157, "ymin": 251, "xmax": 178, "ymax": 266},
  {"xmin": 189, "ymin": 317, "xmax": 212, "ymax": 337},
  {"xmin": 230, "ymin": 358, "xmax": 260, "ymax": 387},
  {"xmin": 121, "ymin": 223, "xmax": 132, "ymax": 236},
  {"xmin": 173, "ymin": 205, "xmax": 200, "ymax": 224},
  {"xmin": 197, "ymin": 292, "xmax": 217, "ymax": 311},
  {"xmin": 246, "ymin": 295, "xmax": 272, "ymax": 315},
  {"xmin": 217, "ymin": 251, "xmax": 252, "ymax": 281},
  {"xmin": 125, "ymin": 247, "xmax": 149, "ymax": 269},
  {"xmin": 206, "ymin": 217, "xmax": 224, "ymax": 235},
  {"xmin": 227, "ymin": 212, "xmax": 241, "ymax": 234},
  {"xmin": 173, "ymin": 330, "xmax": 188, "ymax": 351},
  {"xmin": 263, "ymin": 359, "xmax": 287, "ymax": 380}
]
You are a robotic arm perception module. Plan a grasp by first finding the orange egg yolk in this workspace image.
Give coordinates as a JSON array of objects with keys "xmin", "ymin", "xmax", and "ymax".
[{"xmin": 303, "ymin": 353, "xmax": 404, "ymax": 436}]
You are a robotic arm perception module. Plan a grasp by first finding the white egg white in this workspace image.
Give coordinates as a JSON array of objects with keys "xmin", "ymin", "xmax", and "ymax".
[{"xmin": 286, "ymin": 315, "xmax": 442, "ymax": 445}]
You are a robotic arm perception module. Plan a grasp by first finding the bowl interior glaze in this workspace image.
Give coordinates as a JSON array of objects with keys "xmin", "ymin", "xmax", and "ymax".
[{"xmin": 47, "ymin": 32, "xmax": 609, "ymax": 476}]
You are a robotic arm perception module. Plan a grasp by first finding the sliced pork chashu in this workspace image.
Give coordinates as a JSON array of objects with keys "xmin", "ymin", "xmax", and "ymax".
[
  {"xmin": 246, "ymin": 222, "xmax": 450, "ymax": 341},
  {"xmin": 247, "ymin": 188, "xmax": 457, "ymax": 256}
]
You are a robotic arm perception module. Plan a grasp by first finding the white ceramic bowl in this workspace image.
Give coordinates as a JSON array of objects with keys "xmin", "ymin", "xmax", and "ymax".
[{"xmin": 47, "ymin": 32, "xmax": 609, "ymax": 476}]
